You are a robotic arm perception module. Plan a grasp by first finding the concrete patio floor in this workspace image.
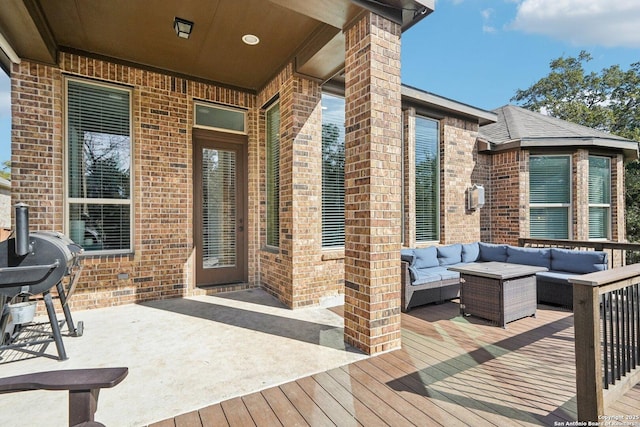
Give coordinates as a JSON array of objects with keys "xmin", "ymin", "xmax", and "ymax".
[{"xmin": 0, "ymin": 289, "xmax": 367, "ymax": 426}]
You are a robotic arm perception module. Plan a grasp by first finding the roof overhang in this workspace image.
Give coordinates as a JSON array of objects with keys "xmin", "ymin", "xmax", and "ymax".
[
  {"xmin": 0, "ymin": 0, "xmax": 434, "ymax": 91},
  {"xmin": 479, "ymin": 137, "xmax": 640, "ymax": 161},
  {"xmin": 401, "ymin": 85, "xmax": 497, "ymax": 125}
]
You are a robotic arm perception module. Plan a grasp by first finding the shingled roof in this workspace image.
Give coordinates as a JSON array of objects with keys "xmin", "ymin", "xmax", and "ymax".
[{"xmin": 478, "ymin": 105, "xmax": 639, "ymax": 159}]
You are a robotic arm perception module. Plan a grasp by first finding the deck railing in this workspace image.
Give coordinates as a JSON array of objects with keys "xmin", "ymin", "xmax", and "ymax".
[
  {"xmin": 518, "ymin": 238, "xmax": 640, "ymax": 268},
  {"xmin": 570, "ymin": 265, "xmax": 640, "ymax": 421}
]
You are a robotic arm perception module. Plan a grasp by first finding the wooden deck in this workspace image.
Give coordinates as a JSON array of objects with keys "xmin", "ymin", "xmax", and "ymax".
[{"xmin": 150, "ymin": 301, "xmax": 640, "ymax": 426}]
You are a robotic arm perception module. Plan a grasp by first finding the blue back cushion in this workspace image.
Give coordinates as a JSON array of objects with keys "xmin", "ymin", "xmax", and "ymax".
[
  {"xmin": 506, "ymin": 246, "xmax": 551, "ymax": 268},
  {"xmin": 551, "ymin": 248, "xmax": 608, "ymax": 273},
  {"xmin": 461, "ymin": 242, "xmax": 480, "ymax": 263},
  {"xmin": 437, "ymin": 244, "xmax": 462, "ymax": 266},
  {"xmin": 478, "ymin": 243, "xmax": 508, "ymax": 262},
  {"xmin": 401, "ymin": 249, "xmax": 415, "ymax": 265},
  {"xmin": 413, "ymin": 246, "xmax": 439, "ymax": 269}
]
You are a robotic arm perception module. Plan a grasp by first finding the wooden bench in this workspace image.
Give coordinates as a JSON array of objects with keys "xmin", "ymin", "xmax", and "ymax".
[{"xmin": 0, "ymin": 367, "xmax": 128, "ymax": 427}]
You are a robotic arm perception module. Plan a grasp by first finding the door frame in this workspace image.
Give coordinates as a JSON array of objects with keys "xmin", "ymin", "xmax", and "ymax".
[{"xmin": 193, "ymin": 128, "xmax": 248, "ymax": 286}]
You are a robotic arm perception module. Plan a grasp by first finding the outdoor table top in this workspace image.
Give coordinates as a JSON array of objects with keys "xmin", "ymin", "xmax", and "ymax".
[{"xmin": 448, "ymin": 261, "xmax": 548, "ymax": 280}]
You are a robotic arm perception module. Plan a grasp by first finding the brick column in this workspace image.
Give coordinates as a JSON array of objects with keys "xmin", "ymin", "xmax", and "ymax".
[
  {"xmin": 612, "ymin": 154, "xmax": 625, "ymax": 241},
  {"xmin": 279, "ymin": 73, "xmax": 323, "ymax": 307},
  {"xmin": 574, "ymin": 150, "xmax": 590, "ymax": 240},
  {"xmin": 403, "ymin": 108, "xmax": 416, "ymax": 247},
  {"xmin": 343, "ymin": 12, "xmax": 402, "ymax": 355}
]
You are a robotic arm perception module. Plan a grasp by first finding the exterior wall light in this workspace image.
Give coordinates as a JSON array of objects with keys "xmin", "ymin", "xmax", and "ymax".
[
  {"xmin": 467, "ymin": 184, "xmax": 485, "ymax": 211},
  {"xmin": 174, "ymin": 17, "xmax": 194, "ymax": 39}
]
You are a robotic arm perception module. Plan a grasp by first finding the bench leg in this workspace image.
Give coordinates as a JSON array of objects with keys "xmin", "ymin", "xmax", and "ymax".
[{"xmin": 69, "ymin": 388, "xmax": 100, "ymax": 426}]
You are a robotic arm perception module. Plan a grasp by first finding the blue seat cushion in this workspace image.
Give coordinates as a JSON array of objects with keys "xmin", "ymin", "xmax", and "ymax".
[
  {"xmin": 550, "ymin": 248, "xmax": 608, "ymax": 273},
  {"xmin": 437, "ymin": 244, "xmax": 462, "ymax": 266},
  {"xmin": 401, "ymin": 249, "xmax": 415, "ymax": 264},
  {"xmin": 435, "ymin": 267, "xmax": 460, "ymax": 281},
  {"xmin": 461, "ymin": 242, "xmax": 480, "ymax": 262},
  {"xmin": 506, "ymin": 246, "xmax": 551, "ymax": 268},
  {"xmin": 536, "ymin": 270, "xmax": 577, "ymax": 284},
  {"xmin": 413, "ymin": 246, "xmax": 439, "ymax": 269},
  {"xmin": 479, "ymin": 243, "xmax": 508, "ymax": 262},
  {"xmin": 409, "ymin": 266, "xmax": 460, "ymax": 286},
  {"xmin": 409, "ymin": 267, "xmax": 444, "ymax": 286}
]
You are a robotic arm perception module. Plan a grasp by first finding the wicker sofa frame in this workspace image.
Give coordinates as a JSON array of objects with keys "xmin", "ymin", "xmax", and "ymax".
[{"xmin": 401, "ymin": 242, "xmax": 608, "ymax": 312}]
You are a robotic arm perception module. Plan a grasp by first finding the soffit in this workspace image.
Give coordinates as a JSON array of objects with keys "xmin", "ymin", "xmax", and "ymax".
[{"xmin": 0, "ymin": 0, "xmax": 433, "ymax": 91}]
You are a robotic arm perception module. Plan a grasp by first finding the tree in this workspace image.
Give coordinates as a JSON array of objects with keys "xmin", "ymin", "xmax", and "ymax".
[
  {"xmin": 511, "ymin": 51, "xmax": 640, "ymax": 242},
  {"xmin": 0, "ymin": 160, "xmax": 9, "ymax": 180}
]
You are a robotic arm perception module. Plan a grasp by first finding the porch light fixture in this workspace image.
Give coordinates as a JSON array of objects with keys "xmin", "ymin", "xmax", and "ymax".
[
  {"xmin": 467, "ymin": 184, "xmax": 485, "ymax": 211},
  {"xmin": 242, "ymin": 34, "xmax": 260, "ymax": 45},
  {"xmin": 174, "ymin": 17, "xmax": 194, "ymax": 39}
]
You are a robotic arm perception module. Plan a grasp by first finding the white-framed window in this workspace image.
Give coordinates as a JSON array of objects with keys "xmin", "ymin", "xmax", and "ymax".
[
  {"xmin": 529, "ymin": 155, "xmax": 571, "ymax": 239},
  {"xmin": 415, "ymin": 116, "xmax": 440, "ymax": 242},
  {"xmin": 265, "ymin": 101, "xmax": 280, "ymax": 248},
  {"xmin": 321, "ymin": 93, "xmax": 345, "ymax": 248},
  {"xmin": 194, "ymin": 101, "xmax": 247, "ymax": 134},
  {"xmin": 65, "ymin": 78, "xmax": 132, "ymax": 253},
  {"xmin": 589, "ymin": 155, "xmax": 611, "ymax": 240}
]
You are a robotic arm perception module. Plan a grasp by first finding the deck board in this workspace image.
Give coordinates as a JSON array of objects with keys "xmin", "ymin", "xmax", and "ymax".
[
  {"xmin": 156, "ymin": 301, "xmax": 640, "ymax": 426},
  {"xmin": 241, "ymin": 392, "xmax": 283, "ymax": 427}
]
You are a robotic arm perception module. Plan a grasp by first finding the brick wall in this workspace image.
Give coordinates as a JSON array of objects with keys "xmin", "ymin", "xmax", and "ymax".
[
  {"xmin": 11, "ymin": 53, "xmax": 259, "ymax": 311},
  {"xmin": 256, "ymin": 64, "xmax": 345, "ymax": 309},
  {"xmin": 488, "ymin": 149, "xmax": 523, "ymax": 245},
  {"xmin": 440, "ymin": 116, "xmax": 482, "ymax": 244}
]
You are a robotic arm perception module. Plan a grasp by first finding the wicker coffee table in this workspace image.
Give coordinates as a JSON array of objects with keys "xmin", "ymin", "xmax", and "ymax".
[{"xmin": 448, "ymin": 261, "xmax": 547, "ymax": 328}]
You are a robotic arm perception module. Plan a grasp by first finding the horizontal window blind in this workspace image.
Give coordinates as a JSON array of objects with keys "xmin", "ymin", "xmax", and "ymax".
[
  {"xmin": 321, "ymin": 93, "xmax": 345, "ymax": 247},
  {"xmin": 530, "ymin": 207, "xmax": 569, "ymax": 239},
  {"xmin": 67, "ymin": 79, "xmax": 132, "ymax": 252},
  {"xmin": 529, "ymin": 155, "xmax": 570, "ymax": 239},
  {"xmin": 589, "ymin": 156, "xmax": 611, "ymax": 239},
  {"xmin": 415, "ymin": 117, "xmax": 439, "ymax": 242},
  {"xmin": 202, "ymin": 149, "xmax": 236, "ymax": 268},
  {"xmin": 266, "ymin": 103, "xmax": 280, "ymax": 248},
  {"xmin": 530, "ymin": 156, "xmax": 570, "ymax": 204}
]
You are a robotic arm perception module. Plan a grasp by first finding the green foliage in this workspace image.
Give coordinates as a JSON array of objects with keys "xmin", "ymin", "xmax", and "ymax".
[
  {"xmin": 511, "ymin": 51, "xmax": 640, "ymax": 242},
  {"xmin": 0, "ymin": 160, "xmax": 9, "ymax": 180}
]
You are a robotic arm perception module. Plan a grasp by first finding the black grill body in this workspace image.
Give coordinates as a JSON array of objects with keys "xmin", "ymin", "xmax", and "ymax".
[{"xmin": 1, "ymin": 206, "xmax": 84, "ymax": 361}]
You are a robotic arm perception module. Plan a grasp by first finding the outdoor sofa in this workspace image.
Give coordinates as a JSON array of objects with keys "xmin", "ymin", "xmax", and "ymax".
[{"xmin": 401, "ymin": 242, "xmax": 608, "ymax": 312}]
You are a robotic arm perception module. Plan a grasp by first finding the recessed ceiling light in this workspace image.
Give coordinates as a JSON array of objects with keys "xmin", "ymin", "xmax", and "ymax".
[{"xmin": 242, "ymin": 34, "xmax": 260, "ymax": 45}]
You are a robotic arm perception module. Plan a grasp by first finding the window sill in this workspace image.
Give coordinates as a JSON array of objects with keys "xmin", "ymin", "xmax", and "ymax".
[
  {"xmin": 79, "ymin": 250, "xmax": 134, "ymax": 259},
  {"xmin": 322, "ymin": 248, "xmax": 344, "ymax": 261},
  {"xmin": 261, "ymin": 246, "xmax": 279, "ymax": 255}
]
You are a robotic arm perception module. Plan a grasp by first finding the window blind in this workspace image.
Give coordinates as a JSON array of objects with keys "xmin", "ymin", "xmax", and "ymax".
[
  {"xmin": 321, "ymin": 93, "xmax": 345, "ymax": 247},
  {"xmin": 66, "ymin": 79, "xmax": 132, "ymax": 252},
  {"xmin": 266, "ymin": 103, "xmax": 280, "ymax": 247},
  {"xmin": 415, "ymin": 117, "xmax": 439, "ymax": 242},
  {"xmin": 529, "ymin": 155, "xmax": 570, "ymax": 239},
  {"xmin": 589, "ymin": 156, "xmax": 611, "ymax": 239},
  {"xmin": 202, "ymin": 148, "xmax": 236, "ymax": 268}
]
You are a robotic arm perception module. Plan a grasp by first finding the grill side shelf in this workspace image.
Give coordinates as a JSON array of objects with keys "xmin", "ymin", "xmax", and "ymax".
[{"xmin": 0, "ymin": 262, "xmax": 59, "ymax": 286}]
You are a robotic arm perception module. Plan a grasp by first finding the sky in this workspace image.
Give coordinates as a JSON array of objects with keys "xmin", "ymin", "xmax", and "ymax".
[{"xmin": 1, "ymin": 0, "xmax": 640, "ymax": 166}]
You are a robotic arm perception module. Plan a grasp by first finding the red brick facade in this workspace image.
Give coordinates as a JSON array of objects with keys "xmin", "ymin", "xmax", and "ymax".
[{"xmin": 8, "ymin": 12, "xmax": 627, "ymax": 355}]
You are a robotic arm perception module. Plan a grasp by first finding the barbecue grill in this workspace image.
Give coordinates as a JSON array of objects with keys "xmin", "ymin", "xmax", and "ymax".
[{"xmin": 0, "ymin": 203, "xmax": 84, "ymax": 361}]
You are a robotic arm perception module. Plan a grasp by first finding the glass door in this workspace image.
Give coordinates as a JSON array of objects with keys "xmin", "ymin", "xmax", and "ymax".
[{"xmin": 194, "ymin": 131, "xmax": 246, "ymax": 285}]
